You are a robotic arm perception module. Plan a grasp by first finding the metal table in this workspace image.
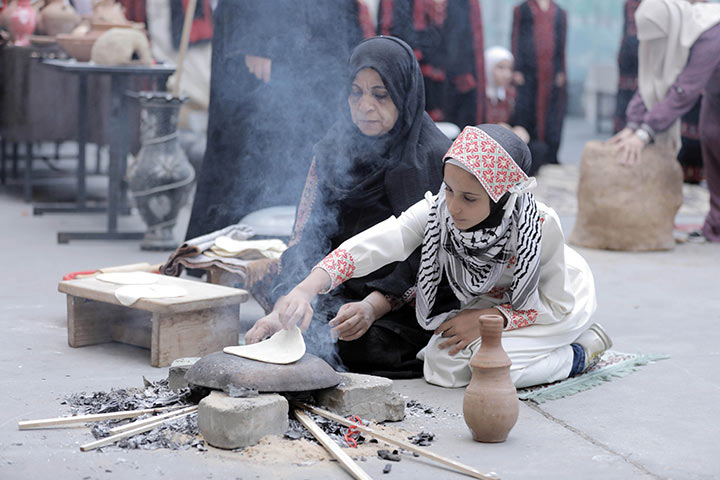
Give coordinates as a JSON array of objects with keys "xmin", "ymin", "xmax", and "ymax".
[{"xmin": 40, "ymin": 60, "xmax": 175, "ymax": 242}]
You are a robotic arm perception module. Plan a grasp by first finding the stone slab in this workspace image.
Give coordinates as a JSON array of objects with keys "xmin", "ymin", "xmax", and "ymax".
[
  {"xmin": 313, "ymin": 372, "xmax": 405, "ymax": 422},
  {"xmin": 168, "ymin": 357, "xmax": 200, "ymax": 390},
  {"xmin": 186, "ymin": 351, "xmax": 342, "ymax": 393},
  {"xmin": 198, "ymin": 391, "xmax": 289, "ymax": 449}
]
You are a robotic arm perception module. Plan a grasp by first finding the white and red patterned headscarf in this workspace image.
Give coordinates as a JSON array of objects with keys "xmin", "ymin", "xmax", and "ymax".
[{"xmin": 415, "ymin": 125, "xmax": 543, "ymax": 329}]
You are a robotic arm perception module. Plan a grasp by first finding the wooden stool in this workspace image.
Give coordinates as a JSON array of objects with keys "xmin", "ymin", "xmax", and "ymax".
[{"xmin": 58, "ymin": 276, "xmax": 249, "ymax": 367}]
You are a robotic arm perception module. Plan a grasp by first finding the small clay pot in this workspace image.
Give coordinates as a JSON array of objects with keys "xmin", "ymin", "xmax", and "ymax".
[
  {"xmin": 39, "ymin": 0, "xmax": 80, "ymax": 36},
  {"xmin": 462, "ymin": 314, "xmax": 519, "ymax": 443}
]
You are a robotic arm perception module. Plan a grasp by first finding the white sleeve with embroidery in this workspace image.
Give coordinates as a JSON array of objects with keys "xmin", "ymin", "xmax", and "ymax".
[
  {"xmin": 314, "ymin": 195, "xmax": 433, "ymax": 292},
  {"xmin": 496, "ymin": 203, "xmax": 596, "ymax": 330}
]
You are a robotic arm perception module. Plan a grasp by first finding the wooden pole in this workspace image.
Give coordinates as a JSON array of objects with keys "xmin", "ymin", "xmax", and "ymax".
[
  {"xmin": 171, "ymin": 0, "xmax": 199, "ymax": 97},
  {"xmin": 297, "ymin": 403, "xmax": 499, "ymax": 480},
  {"xmin": 17, "ymin": 407, "xmax": 179, "ymax": 430},
  {"xmin": 80, "ymin": 410, "xmax": 197, "ymax": 452},
  {"xmin": 108, "ymin": 405, "xmax": 197, "ymax": 435},
  {"xmin": 292, "ymin": 408, "xmax": 372, "ymax": 480}
]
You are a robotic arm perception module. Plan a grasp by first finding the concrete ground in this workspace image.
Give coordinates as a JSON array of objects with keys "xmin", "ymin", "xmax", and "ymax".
[{"xmin": 1, "ymin": 117, "xmax": 718, "ymax": 479}]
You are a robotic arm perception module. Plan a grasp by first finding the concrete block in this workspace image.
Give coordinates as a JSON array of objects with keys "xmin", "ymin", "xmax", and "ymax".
[
  {"xmin": 168, "ymin": 357, "xmax": 200, "ymax": 391},
  {"xmin": 198, "ymin": 391, "xmax": 288, "ymax": 449},
  {"xmin": 314, "ymin": 372, "xmax": 405, "ymax": 422}
]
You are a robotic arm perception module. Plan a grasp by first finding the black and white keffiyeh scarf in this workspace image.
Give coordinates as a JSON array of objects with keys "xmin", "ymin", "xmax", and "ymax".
[{"xmin": 415, "ymin": 125, "xmax": 543, "ymax": 330}]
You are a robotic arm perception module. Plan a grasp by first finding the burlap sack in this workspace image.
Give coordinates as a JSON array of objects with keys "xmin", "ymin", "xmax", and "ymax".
[{"xmin": 569, "ymin": 140, "xmax": 683, "ymax": 251}]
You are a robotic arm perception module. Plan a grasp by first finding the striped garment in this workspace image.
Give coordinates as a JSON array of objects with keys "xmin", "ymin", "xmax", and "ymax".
[{"xmin": 415, "ymin": 187, "xmax": 543, "ymax": 330}]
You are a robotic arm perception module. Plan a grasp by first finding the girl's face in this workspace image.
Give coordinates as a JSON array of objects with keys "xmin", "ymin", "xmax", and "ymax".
[
  {"xmin": 443, "ymin": 163, "xmax": 492, "ymax": 231},
  {"xmin": 348, "ymin": 68, "xmax": 399, "ymax": 136},
  {"xmin": 492, "ymin": 59, "xmax": 513, "ymax": 89}
]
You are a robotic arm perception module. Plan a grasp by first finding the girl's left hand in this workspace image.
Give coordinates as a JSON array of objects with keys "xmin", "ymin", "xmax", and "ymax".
[
  {"xmin": 435, "ymin": 308, "xmax": 501, "ymax": 356},
  {"xmin": 615, "ymin": 134, "xmax": 646, "ymax": 166}
]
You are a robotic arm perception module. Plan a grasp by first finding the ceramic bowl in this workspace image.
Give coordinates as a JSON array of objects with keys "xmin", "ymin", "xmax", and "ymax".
[{"xmin": 55, "ymin": 34, "xmax": 97, "ymax": 62}]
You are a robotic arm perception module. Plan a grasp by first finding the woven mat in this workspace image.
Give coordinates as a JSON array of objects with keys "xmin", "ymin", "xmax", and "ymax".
[{"xmin": 517, "ymin": 350, "xmax": 670, "ymax": 404}]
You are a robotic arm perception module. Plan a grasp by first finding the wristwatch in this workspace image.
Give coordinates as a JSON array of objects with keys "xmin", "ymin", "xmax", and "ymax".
[{"xmin": 634, "ymin": 128, "xmax": 651, "ymax": 145}]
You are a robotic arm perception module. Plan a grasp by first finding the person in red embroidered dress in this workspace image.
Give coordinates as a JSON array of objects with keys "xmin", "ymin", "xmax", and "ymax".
[
  {"xmin": 511, "ymin": 0, "xmax": 567, "ymax": 174},
  {"xmin": 269, "ymin": 125, "xmax": 612, "ymax": 389},
  {"xmin": 245, "ymin": 36, "xmax": 457, "ymax": 379},
  {"xmin": 484, "ymin": 46, "xmax": 529, "ymax": 144}
]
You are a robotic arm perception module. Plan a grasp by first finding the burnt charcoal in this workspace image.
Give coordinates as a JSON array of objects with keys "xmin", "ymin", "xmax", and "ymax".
[
  {"xmin": 377, "ymin": 449, "xmax": 401, "ymax": 462},
  {"xmin": 407, "ymin": 431, "xmax": 435, "ymax": 446},
  {"xmin": 284, "ymin": 412, "xmax": 365, "ymax": 448},
  {"xmin": 65, "ymin": 378, "xmax": 199, "ymax": 451},
  {"xmin": 383, "ymin": 463, "xmax": 392, "ymax": 474},
  {"xmin": 406, "ymin": 399, "xmax": 435, "ymax": 416},
  {"xmin": 225, "ymin": 385, "xmax": 258, "ymax": 398}
]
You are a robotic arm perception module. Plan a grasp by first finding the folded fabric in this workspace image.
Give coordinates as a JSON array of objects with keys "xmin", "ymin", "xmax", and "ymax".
[
  {"xmin": 209, "ymin": 237, "xmax": 287, "ymax": 260},
  {"xmin": 114, "ymin": 284, "xmax": 188, "ymax": 306},
  {"xmin": 161, "ymin": 223, "xmax": 254, "ymax": 276}
]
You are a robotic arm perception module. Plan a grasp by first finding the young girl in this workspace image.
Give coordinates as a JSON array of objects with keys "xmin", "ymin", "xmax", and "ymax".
[{"xmin": 270, "ymin": 124, "xmax": 612, "ymax": 389}]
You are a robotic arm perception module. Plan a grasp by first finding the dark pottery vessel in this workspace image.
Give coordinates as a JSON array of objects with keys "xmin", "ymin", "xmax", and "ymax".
[{"xmin": 128, "ymin": 92, "xmax": 195, "ymax": 250}]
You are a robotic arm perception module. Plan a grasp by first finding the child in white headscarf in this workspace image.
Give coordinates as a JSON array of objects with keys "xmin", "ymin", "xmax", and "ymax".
[{"xmin": 484, "ymin": 46, "xmax": 530, "ymax": 143}]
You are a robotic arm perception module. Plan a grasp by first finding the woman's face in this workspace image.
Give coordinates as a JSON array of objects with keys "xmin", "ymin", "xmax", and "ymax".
[
  {"xmin": 492, "ymin": 59, "xmax": 513, "ymax": 89},
  {"xmin": 444, "ymin": 163, "xmax": 492, "ymax": 231},
  {"xmin": 348, "ymin": 67, "xmax": 399, "ymax": 136}
]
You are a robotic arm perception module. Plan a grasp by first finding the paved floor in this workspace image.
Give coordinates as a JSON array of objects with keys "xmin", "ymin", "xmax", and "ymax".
[{"xmin": 1, "ymin": 118, "xmax": 718, "ymax": 479}]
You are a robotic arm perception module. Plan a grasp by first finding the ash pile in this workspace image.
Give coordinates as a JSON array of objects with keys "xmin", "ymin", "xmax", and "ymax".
[{"xmin": 64, "ymin": 378, "xmax": 205, "ymax": 451}]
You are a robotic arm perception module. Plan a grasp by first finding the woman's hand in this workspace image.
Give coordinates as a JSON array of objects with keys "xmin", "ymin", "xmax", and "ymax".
[
  {"xmin": 329, "ymin": 291, "xmax": 391, "ymax": 341},
  {"xmin": 329, "ymin": 301, "xmax": 376, "ymax": 341},
  {"xmin": 435, "ymin": 308, "xmax": 501, "ymax": 356},
  {"xmin": 615, "ymin": 134, "xmax": 646, "ymax": 166},
  {"xmin": 245, "ymin": 310, "xmax": 282, "ymax": 344},
  {"xmin": 273, "ymin": 287, "xmax": 316, "ymax": 331},
  {"xmin": 607, "ymin": 127, "xmax": 634, "ymax": 145},
  {"xmin": 513, "ymin": 71, "xmax": 525, "ymax": 86}
]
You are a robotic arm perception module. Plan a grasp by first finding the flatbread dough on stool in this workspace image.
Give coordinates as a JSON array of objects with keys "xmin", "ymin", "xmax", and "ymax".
[
  {"xmin": 114, "ymin": 284, "xmax": 187, "ymax": 306},
  {"xmin": 224, "ymin": 326, "xmax": 306, "ymax": 365},
  {"xmin": 97, "ymin": 271, "xmax": 159, "ymax": 285}
]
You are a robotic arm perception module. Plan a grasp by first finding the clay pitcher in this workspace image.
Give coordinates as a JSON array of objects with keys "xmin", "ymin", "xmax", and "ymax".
[{"xmin": 462, "ymin": 314, "xmax": 519, "ymax": 443}]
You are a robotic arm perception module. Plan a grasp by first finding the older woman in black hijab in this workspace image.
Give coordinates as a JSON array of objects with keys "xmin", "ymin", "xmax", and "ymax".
[{"xmin": 245, "ymin": 36, "xmax": 456, "ymax": 378}]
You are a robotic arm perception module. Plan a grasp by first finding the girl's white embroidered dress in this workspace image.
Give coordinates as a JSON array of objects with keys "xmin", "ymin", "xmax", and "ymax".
[{"xmin": 316, "ymin": 195, "xmax": 596, "ymax": 388}]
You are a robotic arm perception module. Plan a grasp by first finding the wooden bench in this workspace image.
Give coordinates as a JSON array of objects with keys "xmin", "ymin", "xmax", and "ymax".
[{"xmin": 58, "ymin": 275, "xmax": 249, "ymax": 367}]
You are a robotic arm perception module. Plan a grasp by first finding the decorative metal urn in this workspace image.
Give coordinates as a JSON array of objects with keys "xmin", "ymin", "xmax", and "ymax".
[{"xmin": 128, "ymin": 92, "xmax": 195, "ymax": 251}]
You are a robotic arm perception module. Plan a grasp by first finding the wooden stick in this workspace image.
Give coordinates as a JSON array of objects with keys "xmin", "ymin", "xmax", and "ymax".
[
  {"xmin": 80, "ymin": 410, "xmax": 197, "ymax": 452},
  {"xmin": 18, "ymin": 407, "xmax": 178, "ymax": 430},
  {"xmin": 171, "ymin": 0, "xmax": 198, "ymax": 97},
  {"xmin": 297, "ymin": 403, "xmax": 499, "ymax": 480},
  {"xmin": 109, "ymin": 405, "xmax": 197, "ymax": 435},
  {"xmin": 292, "ymin": 408, "xmax": 372, "ymax": 480}
]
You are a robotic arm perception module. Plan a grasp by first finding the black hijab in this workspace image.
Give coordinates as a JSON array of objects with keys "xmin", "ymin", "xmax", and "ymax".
[
  {"xmin": 313, "ymin": 36, "xmax": 434, "ymax": 208},
  {"xmin": 461, "ymin": 123, "xmax": 533, "ymax": 230}
]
